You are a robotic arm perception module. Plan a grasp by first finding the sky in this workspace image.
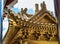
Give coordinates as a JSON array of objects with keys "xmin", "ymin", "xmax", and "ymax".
[
  {"xmin": 3, "ymin": 0, "xmax": 55, "ymax": 38},
  {"xmin": 11, "ymin": 0, "xmax": 55, "ymax": 16},
  {"xmin": 3, "ymin": 17, "xmax": 9, "ymax": 38}
]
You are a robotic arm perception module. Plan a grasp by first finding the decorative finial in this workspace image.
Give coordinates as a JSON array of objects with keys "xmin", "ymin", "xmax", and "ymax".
[
  {"xmin": 23, "ymin": 8, "xmax": 27, "ymax": 14},
  {"xmin": 35, "ymin": 3, "xmax": 39, "ymax": 14},
  {"xmin": 41, "ymin": 1, "xmax": 47, "ymax": 11},
  {"xmin": 21, "ymin": 8, "xmax": 23, "ymax": 15}
]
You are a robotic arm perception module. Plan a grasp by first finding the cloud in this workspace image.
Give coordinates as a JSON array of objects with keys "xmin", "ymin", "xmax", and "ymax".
[
  {"xmin": 13, "ymin": 0, "xmax": 55, "ymax": 16},
  {"xmin": 2, "ymin": 17, "xmax": 9, "ymax": 38},
  {"xmin": 2, "ymin": 28, "xmax": 7, "ymax": 38},
  {"xmin": 14, "ymin": 0, "xmax": 55, "ymax": 11}
]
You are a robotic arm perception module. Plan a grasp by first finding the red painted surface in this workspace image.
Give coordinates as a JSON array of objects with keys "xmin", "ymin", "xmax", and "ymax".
[
  {"xmin": 3, "ymin": 14, "xmax": 6, "ymax": 20},
  {"xmin": 5, "ymin": 0, "xmax": 14, "ymax": 7}
]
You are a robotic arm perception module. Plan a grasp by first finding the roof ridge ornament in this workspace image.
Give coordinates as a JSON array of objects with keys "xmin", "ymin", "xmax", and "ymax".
[
  {"xmin": 41, "ymin": 1, "xmax": 47, "ymax": 11},
  {"xmin": 35, "ymin": 4, "xmax": 39, "ymax": 14}
]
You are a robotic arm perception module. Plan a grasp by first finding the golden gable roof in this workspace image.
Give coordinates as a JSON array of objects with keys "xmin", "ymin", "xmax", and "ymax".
[{"xmin": 3, "ymin": 1, "xmax": 57, "ymax": 44}]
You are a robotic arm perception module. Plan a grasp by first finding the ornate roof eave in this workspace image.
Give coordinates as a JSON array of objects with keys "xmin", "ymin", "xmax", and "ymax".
[
  {"xmin": 28, "ymin": 10, "xmax": 43, "ymax": 21},
  {"xmin": 40, "ymin": 11, "xmax": 57, "ymax": 23},
  {"xmin": 36, "ymin": 11, "xmax": 57, "ymax": 23},
  {"xmin": 28, "ymin": 10, "xmax": 57, "ymax": 24}
]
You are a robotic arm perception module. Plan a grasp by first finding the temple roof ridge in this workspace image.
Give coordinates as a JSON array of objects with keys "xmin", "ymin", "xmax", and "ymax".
[{"xmin": 28, "ymin": 10, "xmax": 57, "ymax": 23}]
